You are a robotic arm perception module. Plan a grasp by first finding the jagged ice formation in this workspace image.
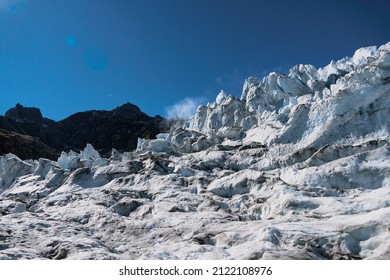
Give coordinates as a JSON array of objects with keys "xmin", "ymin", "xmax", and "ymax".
[{"xmin": 1, "ymin": 42, "xmax": 390, "ymax": 259}]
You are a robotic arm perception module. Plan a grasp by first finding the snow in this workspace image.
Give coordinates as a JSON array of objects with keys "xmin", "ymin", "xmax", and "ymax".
[
  {"xmin": 1, "ymin": 42, "xmax": 390, "ymax": 260},
  {"xmin": 351, "ymin": 46, "xmax": 378, "ymax": 66},
  {"xmin": 215, "ymin": 90, "xmax": 227, "ymax": 105}
]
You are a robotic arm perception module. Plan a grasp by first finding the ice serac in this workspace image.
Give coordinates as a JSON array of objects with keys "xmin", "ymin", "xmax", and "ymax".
[
  {"xmin": 1, "ymin": 42, "xmax": 390, "ymax": 260},
  {"xmin": 185, "ymin": 42, "xmax": 390, "ymax": 151},
  {"xmin": 57, "ymin": 144, "xmax": 108, "ymax": 170}
]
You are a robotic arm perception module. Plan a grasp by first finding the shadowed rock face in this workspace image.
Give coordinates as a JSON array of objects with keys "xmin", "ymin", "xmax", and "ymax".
[
  {"xmin": 0, "ymin": 129, "xmax": 57, "ymax": 160},
  {"xmin": 0, "ymin": 102, "xmax": 168, "ymax": 160},
  {"xmin": 5, "ymin": 103, "xmax": 44, "ymax": 124}
]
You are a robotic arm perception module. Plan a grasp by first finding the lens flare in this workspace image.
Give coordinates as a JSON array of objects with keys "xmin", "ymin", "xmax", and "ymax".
[
  {"xmin": 66, "ymin": 36, "xmax": 77, "ymax": 46},
  {"xmin": 0, "ymin": 0, "xmax": 26, "ymax": 12}
]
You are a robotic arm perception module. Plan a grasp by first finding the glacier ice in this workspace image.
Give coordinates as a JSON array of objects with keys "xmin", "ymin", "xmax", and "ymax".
[{"xmin": 1, "ymin": 42, "xmax": 390, "ymax": 260}]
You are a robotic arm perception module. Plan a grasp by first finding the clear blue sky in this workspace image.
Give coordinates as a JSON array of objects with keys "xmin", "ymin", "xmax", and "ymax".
[{"xmin": 1, "ymin": 0, "xmax": 389, "ymax": 120}]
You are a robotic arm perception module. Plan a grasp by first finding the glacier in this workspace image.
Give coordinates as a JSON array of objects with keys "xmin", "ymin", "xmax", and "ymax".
[{"xmin": 1, "ymin": 42, "xmax": 390, "ymax": 259}]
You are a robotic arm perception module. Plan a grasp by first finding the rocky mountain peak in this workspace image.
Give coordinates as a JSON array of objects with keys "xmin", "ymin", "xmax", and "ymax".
[
  {"xmin": 0, "ymin": 102, "xmax": 168, "ymax": 160},
  {"xmin": 112, "ymin": 102, "xmax": 143, "ymax": 116},
  {"xmin": 5, "ymin": 103, "xmax": 43, "ymax": 124}
]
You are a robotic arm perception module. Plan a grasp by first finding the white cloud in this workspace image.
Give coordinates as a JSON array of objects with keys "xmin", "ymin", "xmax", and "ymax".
[{"xmin": 165, "ymin": 97, "xmax": 205, "ymax": 119}]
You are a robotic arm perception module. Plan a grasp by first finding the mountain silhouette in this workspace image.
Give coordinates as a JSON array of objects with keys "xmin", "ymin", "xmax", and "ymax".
[{"xmin": 0, "ymin": 103, "xmax": 168, "ymax": 160}]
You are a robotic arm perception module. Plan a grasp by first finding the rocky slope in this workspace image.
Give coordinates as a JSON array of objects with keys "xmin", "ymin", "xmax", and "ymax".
[
  {"xmin": 0, "ymin": 129, "xmax": 57, "ymax": 160},
  {"xmin": 0, "ymin": 42, "xmax": 389, "ymax": 260},
  {"xmin": 0, "ymin": 103, "xmax": 167, "ymax": 160}
]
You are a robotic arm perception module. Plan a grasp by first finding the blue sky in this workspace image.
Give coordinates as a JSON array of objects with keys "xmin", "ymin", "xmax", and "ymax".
[{"xmin": 0, "ymin": 0, "xmax": 389, "ymax": 120}]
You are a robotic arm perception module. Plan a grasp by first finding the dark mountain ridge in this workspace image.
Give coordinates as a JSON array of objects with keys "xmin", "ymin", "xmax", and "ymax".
[{"xmin": 0, "ymin": 103, "xmax": 167, "ymax": 160}]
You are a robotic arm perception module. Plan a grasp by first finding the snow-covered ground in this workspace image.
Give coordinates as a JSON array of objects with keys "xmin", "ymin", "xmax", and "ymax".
[{"xmin": 1, "ymin": 42, "xmax": 390, "ymax": 259}]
